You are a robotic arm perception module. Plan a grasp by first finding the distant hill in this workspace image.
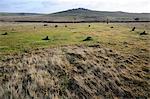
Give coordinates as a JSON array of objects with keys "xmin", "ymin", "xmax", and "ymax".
[
  {"xmin": 49, "ymin": 8, "xmax": 150, "ymax": 21},
  {"xmin": 0, "ymin": 8, "xmax": 150, "ymax": 22}
]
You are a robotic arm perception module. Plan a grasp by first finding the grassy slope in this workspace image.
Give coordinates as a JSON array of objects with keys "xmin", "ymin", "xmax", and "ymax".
[
  {"xmin": 0, "ymin": 22, "xmax": 149, "ymax": 98},
  {"xmin": 50, "ymin": 8, "xmax": 150, "ymax": 21},
  {"xmin": 0, "ymin": 23, "xmax": 149, "ymax": 55}
]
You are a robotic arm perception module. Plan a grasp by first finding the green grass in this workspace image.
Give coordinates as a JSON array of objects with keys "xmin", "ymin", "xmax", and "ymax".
[{"xmin": 0, "ymin": 23, "xmax": 149, "ymax": 56}]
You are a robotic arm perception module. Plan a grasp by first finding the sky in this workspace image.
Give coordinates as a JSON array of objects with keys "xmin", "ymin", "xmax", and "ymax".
[{"xmin": 0, "ymin": 0, "xmax": 150, "ymax": 13}]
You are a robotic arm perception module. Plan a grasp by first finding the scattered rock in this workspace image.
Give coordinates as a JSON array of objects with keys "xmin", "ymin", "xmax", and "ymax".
[
  {"xmin": 132, "ymin": 27, "xmax": 136, "ymax": 31},
  {"xmin": 43, "ymin": 24, "xmax": 48, "ymax": 26},
  {"xmin": 42, "ymin": 36, "xmax": 49, "ymax": 40},
  {"xmin": 55, "ymin": 25, "xmax": 58, "ymax": 28},
  {"xmin": 83, "ymin": 36, "xmax": 93, "ymax": 41},
  {"xmin": 140, "ymin": 31, "xmax": 148, "ymax": 35},
  {"xmin": 106, "ymin": 18, "xmax": 109, "ymax": 24},
  {"xmin": 1, "ymin": 32, "xmax": 8, "ymax": 35}
]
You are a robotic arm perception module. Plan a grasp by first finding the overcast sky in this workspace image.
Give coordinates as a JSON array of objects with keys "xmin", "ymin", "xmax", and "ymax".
[{"xmin": 0, "ymin": 0, "xmax": 149, "ymax": 13}]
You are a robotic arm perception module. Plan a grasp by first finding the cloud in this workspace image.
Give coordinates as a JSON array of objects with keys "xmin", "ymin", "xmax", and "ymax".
[{"xmin": 0, "ymin": 0, "xmax": 149, "ymax": 13}]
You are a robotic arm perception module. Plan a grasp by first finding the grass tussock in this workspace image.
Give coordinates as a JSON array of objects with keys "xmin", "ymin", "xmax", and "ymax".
[{"xmin": 0, "ymin": 44, "xmax": 149, "ymax": 99}]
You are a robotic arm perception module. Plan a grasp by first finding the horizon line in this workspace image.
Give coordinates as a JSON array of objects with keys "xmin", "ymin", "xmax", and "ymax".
[{"xmin": 0, "ymin": 8, "xmax": 150, "ymax": 14}]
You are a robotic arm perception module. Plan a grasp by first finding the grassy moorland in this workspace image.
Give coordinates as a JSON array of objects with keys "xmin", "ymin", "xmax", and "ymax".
[
  {"xmin": 0, "ymin": 22, "xmax": 149, "ymax": 55},
  {"xmin": 0, "ymin": 22, "xmax": 149, "ymax": 98}
]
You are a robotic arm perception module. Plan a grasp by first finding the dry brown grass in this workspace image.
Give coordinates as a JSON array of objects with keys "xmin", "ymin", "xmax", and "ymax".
[{"xmin": 0, "ymin": 44, "xmax": 149, "ymax": 99}]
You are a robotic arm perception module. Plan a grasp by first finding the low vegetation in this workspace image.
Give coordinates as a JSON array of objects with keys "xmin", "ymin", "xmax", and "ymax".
[
  {"xmin": 0, "ymin": 22, "xmax": 149, "ymax": 98},
  {"xmin": 0, "ymin": 23, "xmax": 149, "ymax": 55}
]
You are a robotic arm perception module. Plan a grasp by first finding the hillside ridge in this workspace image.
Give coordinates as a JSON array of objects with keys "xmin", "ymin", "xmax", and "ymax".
[{"xmin": 0, "ymin": 8, "xmax": 150, "ymax": 22}]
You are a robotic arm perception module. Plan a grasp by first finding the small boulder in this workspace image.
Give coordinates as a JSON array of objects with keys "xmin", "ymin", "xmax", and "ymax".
[
  {"xmin": 132, "ymin": 27, "xmax": 136, "ymax": 31},
  {"xmin": 88, "ymin": 25, "xmax": 91, "ymax": 27},
  {"xmin": 83, "ymin": 36, "xmax": 93, "ymax": 41},
  {"xmin": 42, "ymin": 36, "xmax": 49, "ymax": 40},
  {"xmin": 43, "ymin": 24, "xmax": 48, "ymax": 26},
  {"xmin": 110, "ymin": 26, "xmax": 114, "ymax": 28},
  {"xmin": 55, "ymin": 25, "xmax": 58, "ymax": 28},
  {"xmin": 140, "ymin": 31, "xmax": 148, "ymax": 35},
  {"xmin": 2, "ymin": 32, "xmax": 8, "ymax": 35}
]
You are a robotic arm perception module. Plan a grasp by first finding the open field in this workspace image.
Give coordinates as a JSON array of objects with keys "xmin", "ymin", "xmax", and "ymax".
[
  {"xmin": 0, "ymin": 22, "xmax": 150, "ymax": 98},
  {"xmin": 0, "ymin": 22, "xmax": 149, "ymax": 55}
]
